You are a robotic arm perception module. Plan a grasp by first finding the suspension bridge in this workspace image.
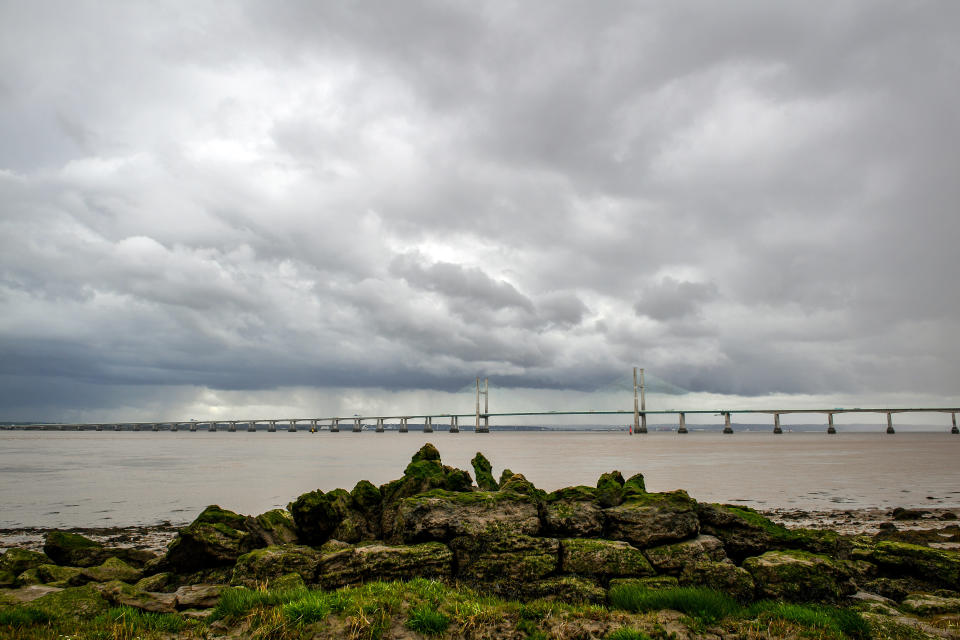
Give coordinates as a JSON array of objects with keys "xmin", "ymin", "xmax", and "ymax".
[{"xmin": 3, "ymin": 370, "xmax": 958, "ymax": 434}]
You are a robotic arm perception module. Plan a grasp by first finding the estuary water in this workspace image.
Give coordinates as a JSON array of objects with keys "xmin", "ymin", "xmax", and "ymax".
[{"xmin": 1, "ymin": 431, "xmax": 959, "ymax": 529}]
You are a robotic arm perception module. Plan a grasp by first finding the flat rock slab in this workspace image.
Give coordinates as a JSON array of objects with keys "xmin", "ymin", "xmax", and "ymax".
[
  {"xmin": 1, "ymin": 584, "xmax": 62, "ymax": 604},
  {"xmin": 175, "ymin": 584, "xmax": 224, "ymax": 609},
  {"xmin": 901, "ymin": 593, "xmax": 960, "ymax": 615}
]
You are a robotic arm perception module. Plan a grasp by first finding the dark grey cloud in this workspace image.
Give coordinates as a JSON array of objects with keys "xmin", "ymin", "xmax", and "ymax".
[{"xmin": 1, "ymin": 1, "xmax": 959, "ymax": 420}]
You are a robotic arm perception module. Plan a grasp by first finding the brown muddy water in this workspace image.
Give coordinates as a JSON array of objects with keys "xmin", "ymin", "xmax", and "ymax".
[{"xmin": 1, "ymin": 431, "xmax": 958, "ymax": 530}]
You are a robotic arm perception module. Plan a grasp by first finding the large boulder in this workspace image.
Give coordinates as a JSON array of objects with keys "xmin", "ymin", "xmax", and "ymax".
[
  {"xmin": 231, "ymin": 544, "xmax": 323, "ymax": 588},
  {"xmin": 471, "ymin": 452, "xmax": 499, "ymax": 491},
  {"xmin": 289, "ymin": 489, "xmax": 349, "ymax": 546},
  {"xmin": 853, "ymin": 541, "xmax": 960, "ymax": 590},
  {"xmin": 43, "ymin": 531, "xmax": 111, "ymax": 568},
  {"xmin": 17, "ymin": 564, "xmax": 84, "ymax": 587},
  {"xmin": 644, "ymin": 535, "xmax": 727, "ymax": 575},
  {"xmin": 596, "ymin": 471, "xmax": 626, "ymax": 508},
  {"xmin": 543, "ymin": 486, "xmax": 604, "ymax": 538},
  {"xmin": 560, "ymin": 538, "xmax": 654, "ymax": 579},
  {"xmin": 164, "ymin": 505, "xmax": 258, "ymax": 572},
  {"xmin": 95, "ymin": 579, "xmax": 177, "ymax": 613},
  {"xmin": 392, "ymin": 489, "xmax": 541, "ymax": 543},
  {"xmin": 698, "ymin": 503, "xmax": 846, "ymax": 562},
  {"xmin": 679, "ymin": 560, "xmax": 755, "ymax": 603},
  {"xmin": 316, "ymin": 542, "xmax": 452, "ymax": 590},
  {"xmin": 81, "ymin": 557, "xmax": 141, "ymax": 583},
  {"xmin": 0, "ymin": 548, "xmax": 50, "ymax": 575},
  {"xmin": 450, "ymin": 533, "xmax": 559, "ymax": 595},
  {"xmin": 604, "ymin": 490, "xmax": 700, "ymax": 548},
  {"xmin": 743, "ymin": 550, "xmax": 855, "ymax": 603},
  {"xmin": 247, "ymin": 509, "xmax": 298, "ymax": 547}
]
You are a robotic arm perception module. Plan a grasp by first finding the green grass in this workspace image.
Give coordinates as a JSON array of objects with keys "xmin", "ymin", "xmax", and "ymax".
[
  {"xmin": 405, "ymin": 603, "xmax": 450, "ymax": 635},
  {"xmin": 746, "ymin": 601, "xmax": 871, "ymax": 639},
  {"xmin": 607, "ymin": 628, "xmax": 653, "ymax": 640},
  {"xmin": 210, "ymin": 585, "xmax": 310, "ymax": 620},
  {"xmin": 282, "ymin": 590, "xmax": 338, "ymax": 624},
  {"xmin": 94, "ymin": 606, "xmax": 188, "ymax": 633},
  {"xmin": 608, "ymin": 585, "xmax": 740, "ymax": 625},
  {"xmin": 0, "ymin": 607, "xmax": 52, "ymax": 627}
]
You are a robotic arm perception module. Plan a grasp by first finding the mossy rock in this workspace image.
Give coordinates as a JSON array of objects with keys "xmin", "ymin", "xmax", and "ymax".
[
  {"xmin": 43, "ymin": 531, "xmax": 109, "ymax": 568},
  {"xmin": 855, "ymin": 540, "xmax": 960, "ymax": 589},
  {"xmin": 644, "ymin": 534, "xmax": 727, "ymax": 575},
  {"xmin": 231, "ymin": 544, "xmax": 322, "ymax": 588},
  {"xmin": 622, "ymin": 473, "xmax": 646, "ymax": 498},
  {"xmin": 28, "ymin": 584, "xmax": 109, "ymax": 619},
  {"xmin": 450, "ymin": 533, "xmax": 559, "ymax": 595},
  {"xmin": 164, "ymin": 506, "xmax": 257, "ymax": 572},
  {"xmin": 609, "ymin": 575, "xmax": 680, "ymax": 592},
  {"xmin": 743, "ymin": 549, "xmax": 855, "ymax": 603},
  {"xmin": 316, "ymin": 542, "xmax": 453, "ymax": 590},
  {"xmin": 900, "ymin": 593, "xmax": 960, "ymax": 615},
  {"xmin": 249, "ymin": 509, "xmax": 298, "ymax": 546},
  {"xmin": 546, "ymin": 486, "xmax": 598, "ymax": 503},
  {"xmin": 82, "ymin": 556, "xmax": 141, "ymax": 583},
  {"xmin": 17, "ymin": 563, "xmax": 84, "ymax": 587},
  {"xmin": 679, "ymin": 559, "xmax": 755, "ymax": 603},
  {"xmin": 0, "ymin": 548, "xmax": 50, "ymax": 575},
  {"xmin": 471, "ymin": 452, "xmax": 498, "ymax": 491},
  {"xmin": 596, "ymin": 471, "xmax": 626, "ymax": 508},
  {"xmin": 134, "ymin": 572, "xmax": 175, "ymax": 592},
  {"xmin": 392, "ymin": 488, "xmax": 541, "ymax": 543},
  {"xmin": 499, "ymin": 468, "xmax": 515, "ymax": 485},
  {"xmin": 271, "ymin": 572, "xmax": 307, "ymax": 591},
  {"xmin": 351, "ymin": 480, "xmax": 383, "ymax": 514},
  {"xmin": 289, "ymin": 490, "xmax": 344, "ymax": 546},
  {"xmin": 604, "ymin": 490, "xmax": 700, "ymax": 549},
  {"xmin": 543, "ymin": 495, "xmax": 604, "ymax": 538},
  {"xmin": 499, "ymin": 473, "xmax": 541, "ymax": 496},
  {"xmin": 411, "ymin": 443, "xmax": 441, "ymax": 462},
  {"xmin": 698, "ymin": 503, "xmax": 846, "ymax": 562},
  {"xmin": 526, "ymin": 576, "xmax": 607, "ymax": 604},
  {"xmin": 0, "ymin": 569, "xmax": 16, "ymax": 588},
  {"xmin": 560, "ymin": 538, "xmax": 654, "ymax": 578},
  {"xmin": 95, "ymin": 579, "xmax": 177, "ymax": 613}
]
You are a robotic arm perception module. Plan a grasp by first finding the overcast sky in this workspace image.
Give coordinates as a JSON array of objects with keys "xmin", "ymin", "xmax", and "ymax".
[{"xmin": 1, "ymin": 1, "xmax": 958, "ymax": 423}]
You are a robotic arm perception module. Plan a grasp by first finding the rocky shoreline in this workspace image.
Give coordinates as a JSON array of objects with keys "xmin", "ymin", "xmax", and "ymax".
[{"xmin": 2, "ymin": 444, "xmax": 959, "ymax": 639}]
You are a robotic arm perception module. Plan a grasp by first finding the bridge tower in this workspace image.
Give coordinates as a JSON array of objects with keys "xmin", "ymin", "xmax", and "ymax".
[
  {"xmin": 475, "ymin": 378, "xmax": 490, "ymax": 433},
  {"xmin": 633, "ymin": 367, "xmax": 647, "ymax": 434},
  {"xmin": 723, "ymin": 412, "xmax": 733, "ymax": 434}
]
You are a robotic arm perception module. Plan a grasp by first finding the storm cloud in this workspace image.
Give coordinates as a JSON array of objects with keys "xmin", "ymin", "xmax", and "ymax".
[{"xmin": 1, "ymin": 1, "xmax": 958, "ymax": 421}]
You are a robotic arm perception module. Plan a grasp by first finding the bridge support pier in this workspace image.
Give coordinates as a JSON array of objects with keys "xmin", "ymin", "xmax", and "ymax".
[
  {"xmin": 228, "ymin": 421, "xmax": 236, "ymax": 432},
  {"xmin": 773, "ymin": 413, "xmax": 782, "ymax": 434},
  {"xmin": 331, "ymin": 419, "xmax": 339, "ymax": 433},
  {"xmin": 133, "ymin": 423, "xmax": 140, "ymax": 432},
  {"xmin": 171, "ymin": 422, "xmax": 178, "ymax": 432},
  {"xmin": 288, "ymin": 420, "xmax": 297, "ymax": 433},
  {"xmin": 209, "ymin": 422, "xmax": 217, "ymax": 432},
  {"xmin": 886, "ymin": 412, "xmax": 895, "ymax": 434},
  {"xmin": 247, "ymin": 421, "xmax": 257, "ymax": 432},
  {"xmin": 827, "ymin": 413, "xmax": 836, "ymax": 434},
  {"xmin": 353, "ymin": 419, "xmax": 362, "ymax": 432},
  {"xmin": 375, "ymin": 418, "xmax": 384, "ymax": 433},
  {"xmin": 152, "ymin": 423, "xmax": 159, "ymax": 432},
  {"xmin": 310, "ymin": 420, "xmax": 318, "ymax": 433},
  {"xmin": 424, "ymin": 417, "xmax": 433, "ymax": 433},
  {"xmin": 952, "ymin": 413, "xmax": 958, "ymax": 434},
  {"xmin": 95, "ymin": 424, "xmax": 103, "ymax": 432},
  {"xmin": 678, "ymin": 413, "xmax": 687, "ymax": 434},
  {"xmin": 267, "ymin": 420, "xmax": 276, "ymax": 433},
  {"xmin": 399, "ymin": 417, "xmax": 408, "ymax": 433},
  {"xmin": 450, "ymin": 416, "xmax": 459, "ymax": 433},
  {"xmin": 189, "ymin": 422, "xmax": 197, "ymax": 432},
  {"xmin": 723, "ymin": 413, "xmax": 733, "ymax": 434}
]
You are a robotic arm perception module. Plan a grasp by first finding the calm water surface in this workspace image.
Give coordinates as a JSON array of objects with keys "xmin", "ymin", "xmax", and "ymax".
[{"xmin": 1, "ymin": 431, "xmax": 958, "ymax": 528}]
